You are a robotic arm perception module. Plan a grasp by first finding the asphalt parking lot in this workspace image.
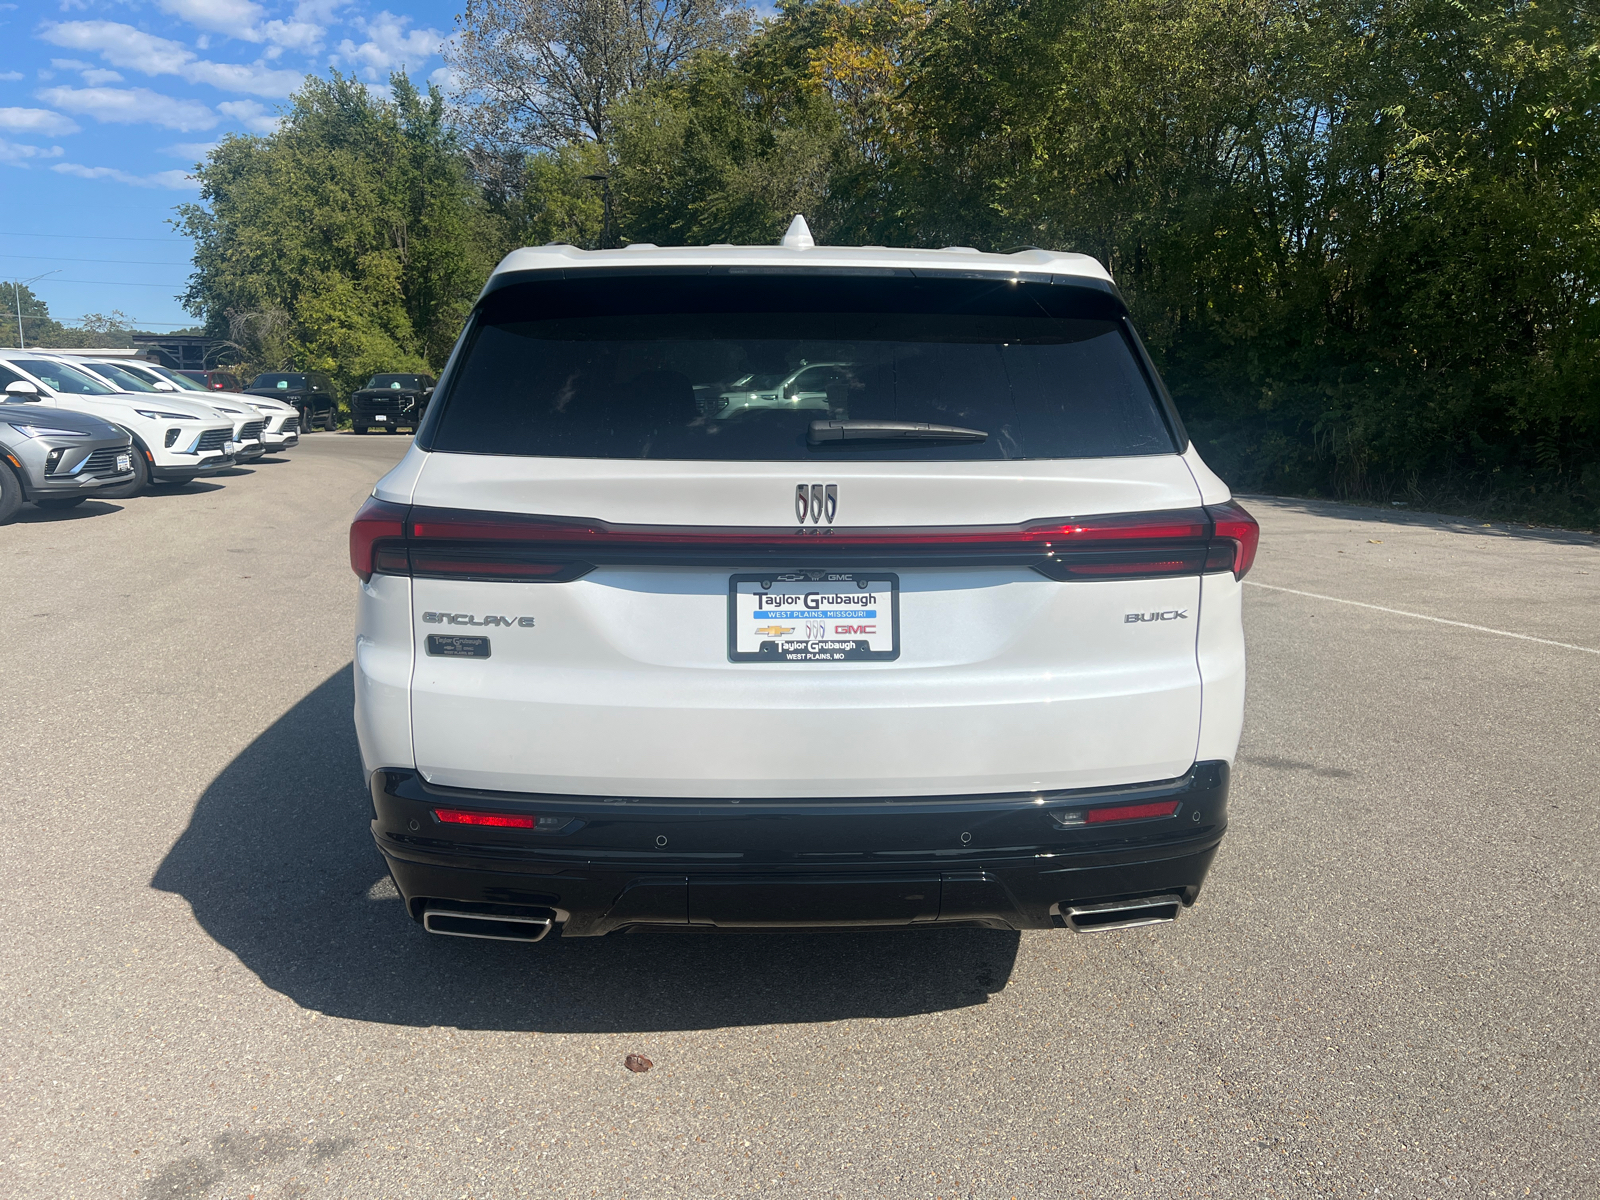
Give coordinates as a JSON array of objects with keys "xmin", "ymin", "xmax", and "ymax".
[{"xmin": 3, "ymin": 435, "xmax": 1597, "ymax": 1199}]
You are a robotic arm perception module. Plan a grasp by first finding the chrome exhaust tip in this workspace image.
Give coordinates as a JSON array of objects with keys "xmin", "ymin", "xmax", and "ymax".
[
  {"xmin": 1061, "ymin": 893, "xmax": 1184, "ymax": 932},
  {"xmin": 423, "ymin": 906, "xmax": 554, "ymax": 943}
]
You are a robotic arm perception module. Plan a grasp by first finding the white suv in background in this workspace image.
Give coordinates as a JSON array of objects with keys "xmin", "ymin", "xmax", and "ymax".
[
  {"xmin": 53, "ymin": 354, "xmax": 302, "ymax": 455},
  {"xmin": 351, "ymin": 226, "xmax": 1255, "ymax": 945},
  {"xmin": 62, "ymin": 357, "xmax": 265, "ymax": 463},
  {"xmin": 0, "ymin": 352, "xmax": 235, "ymax": 493},
  {"xmin": 120, "ymin": 359, "xmax": 301, "ymax": 454}
]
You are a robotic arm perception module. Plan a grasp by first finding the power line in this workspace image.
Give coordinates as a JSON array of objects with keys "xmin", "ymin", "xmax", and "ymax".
[
  {"xmin": 0, "ymin": 253, "xmax": 191, "ymax": 267},
  {"xmin": 4, "ymin": 314, "xmax": 200, "ymax": 327},
  {"xmin": 1, "ymin": 232, "xmax": 189, "ymax": 243},
  {"xmin": 29, "ymin": 280, "xmax": 188, "ymax": 289}
]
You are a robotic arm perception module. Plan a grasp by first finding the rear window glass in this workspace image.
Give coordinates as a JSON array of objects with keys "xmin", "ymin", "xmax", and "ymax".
[
  {"xmin": 251, "ymin": 374, "xmax": 306, "ymax": 390},
  {"xmin": 427, "ymin": 274, "xmax": 1176, "ymax": 461}
]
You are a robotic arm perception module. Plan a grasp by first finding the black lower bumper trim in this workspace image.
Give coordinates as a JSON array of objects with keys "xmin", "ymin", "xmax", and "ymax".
[{"xmin": 371, "ymin": 762, "xmax": 1229, "ymax": 936}]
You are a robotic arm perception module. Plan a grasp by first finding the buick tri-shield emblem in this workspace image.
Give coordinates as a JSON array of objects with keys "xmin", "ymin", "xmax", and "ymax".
[{"xmin": 796, "ymin": 483, "xmax": 838, "ymax": 525}]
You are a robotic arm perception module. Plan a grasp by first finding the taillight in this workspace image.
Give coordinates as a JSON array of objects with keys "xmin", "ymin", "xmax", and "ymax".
[
  {"xmin": 349, "ymin": 495, "xmax": 408, "ymax": 581},
  {"xmin": 350, "ymin": 501, "xmax": 1258, "ymax": 582},
  {"xmin": 1203, "ymin": 500, "xmax": 1259, "ymax": 579}
]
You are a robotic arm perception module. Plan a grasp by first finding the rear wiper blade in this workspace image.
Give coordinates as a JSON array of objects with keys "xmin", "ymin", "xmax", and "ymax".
[{"xmin": 808, "ymin": 420, "xmax": 988, "ymax": 446}]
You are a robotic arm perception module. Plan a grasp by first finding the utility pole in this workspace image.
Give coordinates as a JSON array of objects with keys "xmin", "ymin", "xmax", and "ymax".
[{"xmin": 9, "ymin": 270, "xmax": 59, "ymax": 350}]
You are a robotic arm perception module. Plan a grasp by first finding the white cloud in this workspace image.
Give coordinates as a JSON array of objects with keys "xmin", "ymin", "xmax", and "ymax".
[
  {"xmin": 186, "ymin": 59, "xmax": 302, "ymax": 97},
  {"xmin": 0, "ymin": 106, "xmax": 82, "ymax": 135},
  {"xmin": 0, "ymin": 72, "xmax": 23, "ymax": 82},
  {"xmin": 52, "ymin": 162, "xmax": 199, "ymax": 189},
  {"xmin": 428, "ymin": 65, "xmax": 456, "ymax": 90},
  {"xmin": 40, "ymin": 21, "xmax": 304, "ymax": 99},
  {"xmin": 162, "ymin": 139, "xmax": 221, "ymax": 158},
  {"xmin": 82, "ymin": 69, "xmax": 125, "ymax": 85},
  {"xmin": 336, "ymin": 11, "xmax": 444, "ymax": 79},
  {"xmin": 0, "ymin": 139, "xmax": 67, "ymax": 166},
  {"xmin": 38, "ymin": 86, "xmax": 218, "ymax": 132},
  {"xmin": 262, "ymin": 19, "xmax": 324, "ymax": 51},
  {"xmin": 217, "ymin": 99, "xmax": 279, "ymax": 133},
  {"xmin": 43, "ymin": 24, "xmax": 194, "ymax": 76},
  {"xmin": 155, "ymin": 0, "xmax": 267, "ymax": 42},
  {"xmin": 51, "ymin": 59, "xmax": 94, "ymax": 70}
]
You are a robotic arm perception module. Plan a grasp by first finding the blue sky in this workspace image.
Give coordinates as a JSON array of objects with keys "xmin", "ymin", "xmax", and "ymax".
[{"xmin": 1, "ymin": 0, "xmax": 459, "ymax": 332}]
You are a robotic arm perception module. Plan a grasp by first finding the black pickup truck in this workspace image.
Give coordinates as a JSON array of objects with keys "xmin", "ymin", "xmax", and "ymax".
[{"xmin": 351, "ymin": 374, "xmax": 434, "ymax": 434}]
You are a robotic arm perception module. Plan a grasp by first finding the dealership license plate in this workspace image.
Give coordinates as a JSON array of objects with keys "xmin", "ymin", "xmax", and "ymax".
[
  {"xmin": 375, "ymin": 415, "xmax": 388, "ymax": 421},
  {"xmin": 116, "ymin": 453, "xmax": 131, "ymax": 471},
  {"xmin": 728, "ymin": 572, "xmax": 899, "ymax": 662}
]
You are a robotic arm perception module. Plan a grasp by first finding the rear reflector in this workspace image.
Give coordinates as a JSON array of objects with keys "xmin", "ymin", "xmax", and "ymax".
[
  {"xmin": 349, "ymin": 499, "xmax": 1260, "ymax": 582},
  {"xmin": 434, "ymin": 808, "xmax": 535, "ymax": 828},
  {"xmin": 1085, "ymin": 799, "xmax": 1180, "ymax": 824}
]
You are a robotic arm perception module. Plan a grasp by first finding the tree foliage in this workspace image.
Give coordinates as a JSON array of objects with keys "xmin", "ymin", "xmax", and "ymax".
[
  {"xmin": 178, "ymin": 2, "xmax": 1600, "ymax": 518},
  {"xmin": 446, "ymin": 0, "xmax": 753, "ymax": 180},
  {"xmin": 177, "ymin": 73, "xmax": 500, "ymax": 396}
]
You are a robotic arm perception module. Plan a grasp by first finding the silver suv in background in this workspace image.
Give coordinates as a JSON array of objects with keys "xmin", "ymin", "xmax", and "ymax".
[{"xmin": 0, "ymin": 403, "xmax": 134, "ymax": 522}]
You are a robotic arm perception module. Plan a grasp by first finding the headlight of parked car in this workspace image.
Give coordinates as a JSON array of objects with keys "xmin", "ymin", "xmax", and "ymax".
[
  {"xmin": 6, "ymin": 423, "xmax": 90, "ymax": 438},
  {"xmin": 135, "ymin": 409, "xmax": 201, "ymax": 421}
]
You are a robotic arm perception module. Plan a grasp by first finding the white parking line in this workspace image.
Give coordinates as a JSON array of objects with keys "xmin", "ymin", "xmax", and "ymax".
[{"xmin": 1244, "ymin": 581, "xmax": 1600, "ymax": 656}]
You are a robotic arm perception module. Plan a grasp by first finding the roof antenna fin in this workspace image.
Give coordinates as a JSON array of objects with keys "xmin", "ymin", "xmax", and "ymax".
[{"xmin": 780, "ymin": 214, "xmax": 815, "ymax": 250}]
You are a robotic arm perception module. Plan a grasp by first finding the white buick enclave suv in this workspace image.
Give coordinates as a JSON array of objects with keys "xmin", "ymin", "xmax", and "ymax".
[{"xmin": 352, "ymin": 222, "xmax": 1255, "ymax": 945}]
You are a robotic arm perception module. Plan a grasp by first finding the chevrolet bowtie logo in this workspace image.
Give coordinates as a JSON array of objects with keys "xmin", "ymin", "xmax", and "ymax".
[
  {"xmin": 795, "ymin": 482, "xmax": 838, "ymax": 524},
  {"xmin": 753, "ymin": 625, "xmax": 794, "ymax": 637}
]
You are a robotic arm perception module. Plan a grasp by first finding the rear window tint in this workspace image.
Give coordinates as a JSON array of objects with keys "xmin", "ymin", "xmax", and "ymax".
[{"xmin": 428, "ymin": 274, "xmax": 1177, "ymax": 461}]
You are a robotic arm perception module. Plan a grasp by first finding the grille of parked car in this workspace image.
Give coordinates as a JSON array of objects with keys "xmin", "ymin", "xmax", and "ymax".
[
  {"xmin": 281, "ymin": 417, "xmax": 300, "ymax": 434},
  {"xmin": 241, "ymin": 420, "xmax": 265, "ymax": 441},
  {"xmin": 197, "ymin": 428, "xmax": 231, "ymax": 452},
  {"xmin": 80, "ymin": 447, "xmax": 132, "ymax": 475},
  {"xmin": 359, "ymin": 394, "xmax": 407, "ymax": 412}
]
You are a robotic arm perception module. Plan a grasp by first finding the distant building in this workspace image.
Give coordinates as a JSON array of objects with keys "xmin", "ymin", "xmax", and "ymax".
[{"xmin": 131, "ymin": 333, "xmax": 234, "ymax": 370}]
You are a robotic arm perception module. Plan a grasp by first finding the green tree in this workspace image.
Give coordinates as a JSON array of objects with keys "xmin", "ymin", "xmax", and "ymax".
[
  {"xmin": 0, "ymin": 284, "xmax": 67, "ymax": 348},
  {"xmin": 178, "ymin": 72, "xmax": 500, "ymax": 397},
  {"xmin": 609, "ymin": 46, "xmax": 850, "ymax": 245}
]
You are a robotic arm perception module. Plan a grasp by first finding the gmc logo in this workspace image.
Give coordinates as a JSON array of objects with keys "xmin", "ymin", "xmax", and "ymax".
[{"xmin": 835, "ymin": 623, "xmax": 876, "ymax": 634}]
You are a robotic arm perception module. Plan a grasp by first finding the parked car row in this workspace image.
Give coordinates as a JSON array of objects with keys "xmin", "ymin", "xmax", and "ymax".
[{"xmin": 0, "ymin": 350, "xmax": 313, "ymax": 523}]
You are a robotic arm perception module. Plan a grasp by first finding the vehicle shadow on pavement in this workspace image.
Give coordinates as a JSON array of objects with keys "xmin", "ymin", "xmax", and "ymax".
[
  {"xmin": 152, "ymin": 667, "xmax": 1019, "ymax": 1033},
  {"xmin": 13, "ymin": 500, "xmax": 124, "ymax": 522}
]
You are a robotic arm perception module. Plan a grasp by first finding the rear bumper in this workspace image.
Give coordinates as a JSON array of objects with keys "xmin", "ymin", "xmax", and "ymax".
[{"xmin": 371, "ymin": 761, "xmax": 1229, "ymax": 936}]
